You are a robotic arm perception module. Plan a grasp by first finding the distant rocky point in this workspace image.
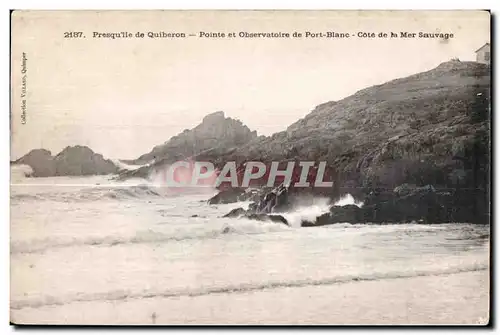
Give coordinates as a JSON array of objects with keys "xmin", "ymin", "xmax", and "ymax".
[
  {"xmin": 14, "ymin": 145, "xmax": 119, "ymax": 177},
  {"xmin": 118, "ymin": 111, "xmax": 259, "ymax": 179},
  {"xmin": 122, "ymin": 111, "xmax": 257, "ymax": 166}
]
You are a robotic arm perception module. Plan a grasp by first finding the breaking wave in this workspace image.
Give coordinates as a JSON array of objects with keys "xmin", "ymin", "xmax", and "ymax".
[
  {"xmin": 277, "ymin": 194, "xmax": 364, "ymax": 227},
  {"xmin": 10, "ymin": 164, "xmax": 33, "ymax": 181},
  {"xmin": 334, "ymin": 193, "xmax": 364, "ymax": 207},
  {"xmin": 280, "ymin": 197, "xmax": 331, "ymax": 227},
  {"xmin": 10, "ymin": 184, "xmax": 164, "ymax": 202},
  {"xmin": 11, "ymin": 262, "xmax": 488, "ymax": 310},
  {"xmin": 10, "ymin": 220, "xmax": 290, "ymax": 255}
]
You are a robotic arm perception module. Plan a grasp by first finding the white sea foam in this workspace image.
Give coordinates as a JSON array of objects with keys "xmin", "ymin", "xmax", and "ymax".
[
  {"xmin": 334, "ymin": 193, "xmax": 364, "ymax": 207},
  {"xmin": 279, "ymin": 194, "xmax": 363, "ymax": 227},
  {"xmin": 10, "ymin": 175, "xmax": 490, "ymax": 324},
  {"xmin": 279, "ymin": 197, "xmax": 331, "ymax": 227},
  {"xmin": 10, "ymin": 164, "xmax": 33, "ymax": 181}
]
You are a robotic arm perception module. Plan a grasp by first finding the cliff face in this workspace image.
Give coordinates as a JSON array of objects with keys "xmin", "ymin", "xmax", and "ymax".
[
  {"xmin": 220, "ymin": 61, "xmax": 490, "ymax": 195},
  {"xmin": 15, "ymin": 146, "xmax": 119, "ymax": 177},
  {"xmin": 125, "ymin": 111, "xmax": 258, "ymax": 165},
  {"xmin": 120, "ymin": 60, "xmax": 490, "ymax": 204}
]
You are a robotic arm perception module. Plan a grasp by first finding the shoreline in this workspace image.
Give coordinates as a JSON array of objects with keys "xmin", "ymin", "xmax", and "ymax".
[{"xmin": 11, "ymin": 270, "xmax": 489, "ymax": 325}]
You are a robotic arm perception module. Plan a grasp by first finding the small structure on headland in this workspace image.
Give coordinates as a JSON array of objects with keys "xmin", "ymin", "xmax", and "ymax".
[{"xmin": 475, "ymin": 43, "xmax": 490, "ymax": 64}]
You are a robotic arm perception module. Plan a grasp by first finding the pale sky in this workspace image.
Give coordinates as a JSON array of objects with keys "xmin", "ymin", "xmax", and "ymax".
[{"xmin": 11, "ymin": 10, "xmax": 490, "ymax": 160}]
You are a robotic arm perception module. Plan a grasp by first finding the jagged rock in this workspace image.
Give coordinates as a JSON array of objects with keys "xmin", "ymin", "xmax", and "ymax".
[
  {"xmin": 329, "ymin": 204, "xmax": 364, "ymax": 223},
  {"xmin": 213, "ymin": 61, "xmax": 490, "ymax": 202},
  {"xmin": 118, "ymin": 61, "xmax": 489, "ymax": 225},
  {"xmin": 244, "ymin": 213, "xmax": 289, "ymax": 226},
  {"xmin": 208, "ymin": 188, "xmax": 246, "ymax": 205},
  {"xmin": 301, "ymin": 205, "xmax": 363, "ymax": 227},
  {"xmin": 15, "ymin": 146, "xmax": 118, "ymax": 177},
  {"xmin": 393, "ymin": 183, "xmax": 418, "ymax": 196},
  {"xmin": 301, "ymin": 184, "xmax": 489, "ymax": 226},
  {"xmin": 123, "ymin": 111, "xmax": 258, "ymax": 167},
  {"xmin": 301, "ymin": 213, "xmax": 330, "ymax": 227},
  {"xmin": 222, "ymin": 207, "xmax": 289, "ymax": 226},
  {"xmin": 221, "ymin": 185, "xmax": 292, "ymax": 225},
  {"xmin": 208, "ymin": 187, "xmax": 267, "ymax": 205},
  {"xmin": 223, "ymin": 207, "xmax": 246, "ymax": 218},
  {"xmin": 361, "ymin": 185, "xmax": 442, "ymax": 224},
  {"xmin": 223, "ymin": 196, "xmax": 288, "ymax": 225}
]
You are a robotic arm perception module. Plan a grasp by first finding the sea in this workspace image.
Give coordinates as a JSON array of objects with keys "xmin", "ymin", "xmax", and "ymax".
[{"xmin": 10, "ymin": 166, "xmax": 490, "ymax": 325}]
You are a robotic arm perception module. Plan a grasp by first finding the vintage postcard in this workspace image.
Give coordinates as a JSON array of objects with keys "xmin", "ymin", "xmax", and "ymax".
[{"xmin": 10, "ymin": 10, "xmax": 491, "ymax": 325}]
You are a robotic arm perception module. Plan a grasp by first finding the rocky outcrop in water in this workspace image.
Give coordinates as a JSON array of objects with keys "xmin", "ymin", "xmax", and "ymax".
[
  {"xmin": 221, "ymin": 182, "xmax": 489, "ymax": 227},
  {"xmin": 14, "ymin": 146, "xmax": 118, "ymax": 177},
  {"xmin": 223, "ymin": 207, "xmax": 289, "ymax": 226},
  {"xmin": 14, "ymin": 149, "xmax": 56, "ymax": 177},
  {"xmin": 217, "ymin": 61, "xmax": 490, "ymax": 196},
  {"xmin": 220, "ymin": 61, "xmax": 490, "ymax": 224},
  {"xmin": 207, "ymin": 187, "xmax": 270, "ymax": 205},
  {"xmin": 124, "ymin": 61, "xmax": 490, "ymax": 224},
  {"xmin": 220, "ymin": 184, "xmax": 298, "ymax": 227},
  {"xmin": 301, "ymin": 184, "xmax": 489, "ymax": 226}
]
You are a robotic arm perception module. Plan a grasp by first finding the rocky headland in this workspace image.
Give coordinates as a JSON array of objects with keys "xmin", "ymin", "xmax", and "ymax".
[
  {"xmin": 96, "ymin": 60, "xmax": 492, "ymax": 225},
  {"xmin": 208, "ymin": 60, "xmax": 490, "ymax": 225},
  {"xmin": 13, "ymin": 145, "xmax": 119, "ymax": 177}
]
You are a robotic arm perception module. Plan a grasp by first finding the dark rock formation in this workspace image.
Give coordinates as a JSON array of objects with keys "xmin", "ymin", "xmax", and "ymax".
[
  {"xmin": 221, "ymin": 184, "xmax": 297, "ymax": 227},
  {"xmin": 222, "ymin": 207, "xmax": 289, "ymax": 226},
  {"xmin": 208, "ymin": 187, "xmax": 271, "ymax": 205},
  {"xmin": 14, "ymin": 149, "xmax": 56, "ymax": 177},
  {"xmin": 221, "ymin": 182, "xmax": 295, "ymax": 226},
  {"xmin": 301, "ymin": 184, "xmax": 489, "ymax": 226},
  {"xmin": 15, "ymin": 146, "xmax": 118, "ymax": 177},
  {"xmin": 121, "ymin": 111, "xmax": 258, "ymax": 168},
  {"xmin": 221, "ymin": 183, "xmax": 292, "ymax": 213},
  {"xmin": 121, "ymin": 61, "xmax": 490, "ymax": 225},
  {"xmin": 208, "ymin": 188, "xmax": 246, "ymax": 205},
  {"xmin": 223, "ymin": 207, "xmax": 247, "ymax": 218},
  {"xmin": 218, "ymin": 61, "xmax": 490, "ymax": 195},
  {"xmin": 122, "ymin": 61, "xmax": 490, "ymax": 196},
  {"xmin": 245, "ymin": 213, "xmax": 289, "ymax": 226},
  {"xmin": 330, "ymin": 204, "xmax": 365, "ymax": 223},
  {"xmin": 226, "ymin": 61, "xmax": 490, "ymax": 224}
]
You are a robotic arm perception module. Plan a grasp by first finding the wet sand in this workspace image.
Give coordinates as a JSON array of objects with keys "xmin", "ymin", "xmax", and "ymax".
[{"xmin": 11, "ymin": 270, "xmax": 489, "ymax": 325}]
